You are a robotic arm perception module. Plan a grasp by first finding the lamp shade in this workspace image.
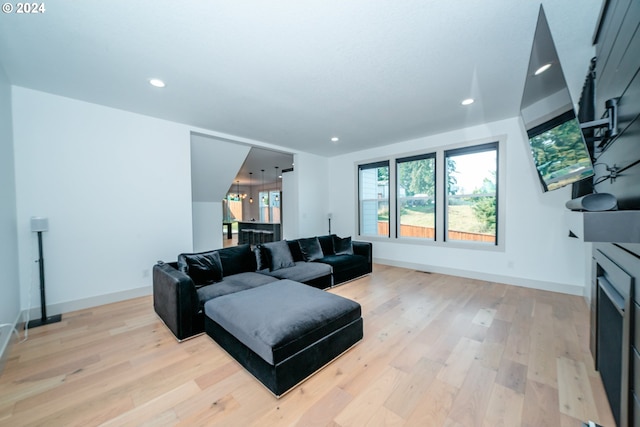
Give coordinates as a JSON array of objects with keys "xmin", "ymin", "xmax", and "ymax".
[{"xmin": 30, "ymin": 217, "xmax": 49, "ymax": 232}]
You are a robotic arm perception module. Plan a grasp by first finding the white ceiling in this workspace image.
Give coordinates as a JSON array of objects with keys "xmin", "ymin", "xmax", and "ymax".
[
  {"xmin": 238, "ymin": 147, "xmax": 294, "ymax": 185},
  {"xmin": 0, "ymin": 0, "xmax": 603, "ymax": 157}
]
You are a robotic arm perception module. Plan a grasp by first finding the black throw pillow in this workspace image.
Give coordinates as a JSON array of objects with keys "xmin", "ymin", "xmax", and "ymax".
[
  {"xmin": 263, "ymin": 240, "xmax": 295, "ymax": 271},
  {"xmin": 254, "ymin": 245, "xmax": 270, "ymax": 272},
  {"xmin": 317, "ymin": 234, "xmax": 336, "ymax": 255},
  {"xmin": 298, "ymin": 237, "xmax": 324, "ymax": 261},
  {"xmin": 217, "ymin": 244, "xmax": 256, "ymax": 276},
  {"xmin": 177, "ymin": 250, "xmax": 223, "ymax": 287},
  {"xmin": 333, "ymin": 235, "xmax": 354, "ymax": 255}
]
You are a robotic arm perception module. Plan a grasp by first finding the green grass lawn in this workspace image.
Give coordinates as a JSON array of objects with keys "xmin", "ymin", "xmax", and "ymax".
[
  {"xmin": 398, "ymin": 205, "xmax": 434, "ymax": 227},
  {"xmin": 384, "ymin": 204, "xmax": 490, "ymax": 234}
]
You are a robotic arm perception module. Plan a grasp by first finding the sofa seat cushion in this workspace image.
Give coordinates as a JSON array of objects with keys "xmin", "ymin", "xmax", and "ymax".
[
  {"xmin": 204, "ymin": 279, "xmax": 361, "ymax": 365},
  {"xmin": 317, "ymin": 254, "xmax": 369, "ymax": 284},
  {"xmin": 262, "ymin": 261, "xmax": 332, "ymax": 283},
  {"xmin": 196, "ymin": 272, "xmax": 278, "ymax": 308},
  {"xmin": 316, "ymin": 254, "xmax": 366, "ymax": 270}
]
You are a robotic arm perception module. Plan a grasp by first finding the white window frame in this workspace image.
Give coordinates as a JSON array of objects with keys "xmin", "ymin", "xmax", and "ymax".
[
  {"xmin": 396, "ymin": 153, "xmax": 437, "ymax": 241},
  {"xmin": 358, "ymin": 160, "xmax": 390, "ymax": 238},
  {"xmin": 444, "ymin": 142, "xmax": 499, "ymax": 246},
  {"xmin": 355, "ymin": 136, "xmax": 506, "ymax": 251}
]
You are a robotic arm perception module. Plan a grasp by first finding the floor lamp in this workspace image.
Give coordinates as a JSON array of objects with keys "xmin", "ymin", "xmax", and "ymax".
[{"xmin": 28, "ymin": 217, "xmax": 62, "ymax": 328}]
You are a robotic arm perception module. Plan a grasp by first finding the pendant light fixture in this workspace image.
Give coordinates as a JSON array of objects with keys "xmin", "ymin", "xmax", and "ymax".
[
  {"xmin": 249, "ymin": 172, "xmax": 253, "ymax": 203},
  {"xmin": 275, "ymin": 166, "xmax": 280, "ymax": 202},
  {"xmin": 234, "ymin": 179, "xmax": 247, "ymax": 200}
]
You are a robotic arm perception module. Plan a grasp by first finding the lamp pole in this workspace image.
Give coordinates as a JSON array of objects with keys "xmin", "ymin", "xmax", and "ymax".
[{"xmin": 28, "ymin": 217, "xmax": 62, "ymax": 328}]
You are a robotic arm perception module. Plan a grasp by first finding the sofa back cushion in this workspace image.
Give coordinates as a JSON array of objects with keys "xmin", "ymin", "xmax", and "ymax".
[
  {"xmin": 177, "ymin": 250, "xmax": 223, "ymax": 287},
  {"xmin": 254, "ymin": 246, "xmax": 269, "ymax": 272},
  {"xmin": 298, "ymin": 237, "xmax": 325, "ymax": 261},
  {"xmin": 317, "ymin": 234, "xmax": 336, "ymax": 255},
  {"xmin": 286, "ymin": 240, "xmax": 304, "ymax": 262},
  {"xmin": 263, "ymin": 240, "xmax": 296, "ymax": 271},
  {"xmin": 217, "ymin": 244, "xmax": 257, "ymax": 276}
]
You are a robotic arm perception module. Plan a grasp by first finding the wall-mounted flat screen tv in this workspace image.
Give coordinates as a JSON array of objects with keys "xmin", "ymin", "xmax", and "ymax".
[
  {"xmin": 520, "ymin": 6, "xmax": 595, "ymax": 192},
  {"xmin": 526, "ymin": 110, "xmax": 594, "ymax": 192}
]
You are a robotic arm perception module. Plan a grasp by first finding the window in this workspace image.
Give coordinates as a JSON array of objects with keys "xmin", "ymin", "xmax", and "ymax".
[
  {"xmin": 258, "ymin": 190, "xmax": 281, "ymax": 223},
  {"xmin": 396, "ymin": 153, "xmax": 436, "ymax": 239},
  {"xmin": 259, "ymin": 191, "xmax": 269, "ymax": 222},
  {"xmin": 358, "ymin": 161, "xmax": 389, "ymax": 237},
  {"xmin": 270, "ymin": 190, "xmax": 281, "ymax": 223},
  {"xmin": 357, "ymin": 140, "xmax": 501, "ymax": 248},
  {"xmin": 445, "ymin": 143, "xmax": 498, "ymax": 244}
]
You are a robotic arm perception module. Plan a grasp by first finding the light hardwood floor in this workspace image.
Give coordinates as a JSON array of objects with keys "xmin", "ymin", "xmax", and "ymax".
[
  {"xmin": 223, "ymin": 234, "xmax": 238, "ymax": 248},
  {"xmin": 0, "ymin": 264, "xmax": 615, "ymax": 427}
]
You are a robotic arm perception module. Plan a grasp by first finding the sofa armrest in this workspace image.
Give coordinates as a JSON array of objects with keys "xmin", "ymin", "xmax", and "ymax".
[
  {"xmin": 352, "ymin": 241, "xmax": 373, "ymax": 273},
  {"xmin": 153, "ymin": 262, "xmax": 199, "ymax": 341}
]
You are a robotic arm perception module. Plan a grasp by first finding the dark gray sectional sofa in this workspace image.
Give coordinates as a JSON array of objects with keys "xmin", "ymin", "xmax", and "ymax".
[{"xmin": 153, "ymin": 234, "xmax": 372, "ymax": 341}]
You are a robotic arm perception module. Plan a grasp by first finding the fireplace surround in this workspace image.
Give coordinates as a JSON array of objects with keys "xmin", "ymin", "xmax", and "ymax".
[{"xmin": 591, "ymin": 245, "xmax": 638, "ymax": 427}]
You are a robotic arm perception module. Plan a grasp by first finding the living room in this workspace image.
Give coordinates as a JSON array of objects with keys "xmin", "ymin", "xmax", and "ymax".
[{"xmin": 1, "ymin": 1, "xmax": 638, "ymax": 425}]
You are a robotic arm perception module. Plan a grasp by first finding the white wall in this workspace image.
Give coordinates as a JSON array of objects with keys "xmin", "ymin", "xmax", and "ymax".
[
  {"xmin": 190, "ymin": 134, "xmax": 251, "ymax": 202},
  {"xmin": 282, "ymin": 170, "xmax": 298, "ymax": 239},
  {"xmin": 8, "ymin": 85, "xmax": 589, "ymax": 322},
  {"xmin": 12, "ymin": 87, "xmax": 194, "ymax": 314},
  {"xmin": 190, "ymin": 134, "xmax": 252, "ymax": 250},
  {"xmin": 0, "ymin": 66, "xmax": 20, "ymax": 367},
  {"xmin": 291, "ymin": 152, "xmax": 330, "ymax": 238},
  {"xmin": 242, "ymin": 185, "xmax": 259, "ymax": 222},
  {"xmin": 328, "ymin": 117, "xmax": 590, "ymax": 295},
  {"xmin": 10, "ymin": 87, "xmax": 312, "ymax": 315},
  {"xmin": 192, "ymin": 201, "xmax": 223, "ymax": 252}
]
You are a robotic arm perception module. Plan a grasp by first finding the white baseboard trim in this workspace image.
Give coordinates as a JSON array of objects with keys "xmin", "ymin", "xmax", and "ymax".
[
  {"xmin": 0, "ymin": 311, "xmax": 22, "ymax": 375},
  {"xmin": 22, "ymin": 285, "xmax": 153, "ymax": 321},
  {"xmin": 374, "ymin": 258, "xmax": 584, "ymax": 296}
]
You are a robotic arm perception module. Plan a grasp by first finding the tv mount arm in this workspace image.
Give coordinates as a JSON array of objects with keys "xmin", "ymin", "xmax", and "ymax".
[{"xmin": 580, "ymin": 97, "xmax": 619, "ymax": 147}]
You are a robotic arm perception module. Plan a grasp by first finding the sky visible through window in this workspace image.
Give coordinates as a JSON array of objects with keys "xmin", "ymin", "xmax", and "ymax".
[{"xmin": 449, "ymin": 151, "xmax": 496, "ymax": 194}]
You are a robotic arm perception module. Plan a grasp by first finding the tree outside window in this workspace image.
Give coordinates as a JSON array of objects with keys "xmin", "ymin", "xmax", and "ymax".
[
  {"xmin": 358, "ymin": 141, "xmax": 500, "ymax": 247},
  {"xmin": 445, "ymin": 143, "xmax": 498, "ymax": 244},
  {"xmin": 396, "ymin": 154, "xmax": 436, "ymax": 239}
]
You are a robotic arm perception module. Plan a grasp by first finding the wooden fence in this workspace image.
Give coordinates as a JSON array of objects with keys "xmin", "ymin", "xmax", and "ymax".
[{"xmin": 377, "ymin": 222, "xmax": 494, "ymax": 243}]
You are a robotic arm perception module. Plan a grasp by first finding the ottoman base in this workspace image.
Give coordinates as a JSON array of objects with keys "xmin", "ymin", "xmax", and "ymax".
[
  {"xmin": 205, "ymin": 315, "xmax": 362, "ymax": 397},
  {"xmin": 203, "ymin": 279, "xmax": 363, "ymax": 397}
]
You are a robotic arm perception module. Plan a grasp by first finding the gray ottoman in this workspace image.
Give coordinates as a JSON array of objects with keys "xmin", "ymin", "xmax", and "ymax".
[{"xmin": 204, "ymin": 279, "xmax": 363, "ymax": 397}]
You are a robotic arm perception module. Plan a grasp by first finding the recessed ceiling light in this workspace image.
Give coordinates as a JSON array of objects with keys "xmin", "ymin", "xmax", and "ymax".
[
  {"xmin": 149, "ymin": 78, "xmax": 166, "ymax": 88},
  {"xmin": 331, "ymin": 137, "xmax": 339, "ymax": 142},
  {"xmin": 534, "ymin": 63, "xmax": 552, "ymax": 75},
  {"xmin": 461, "ymin": 98, "xmax": 474, "ymax": 106}
]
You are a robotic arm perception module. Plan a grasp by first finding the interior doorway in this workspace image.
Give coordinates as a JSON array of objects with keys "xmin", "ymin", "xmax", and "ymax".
[{"xmin": 225, "ymin": 147, "xmax": 293, "ymax": 244}]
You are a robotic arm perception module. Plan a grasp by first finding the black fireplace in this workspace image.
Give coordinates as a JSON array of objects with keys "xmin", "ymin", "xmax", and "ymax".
[{"xmin": 593, "ymin": 249, "xmax": 633, "ymax": 427}]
